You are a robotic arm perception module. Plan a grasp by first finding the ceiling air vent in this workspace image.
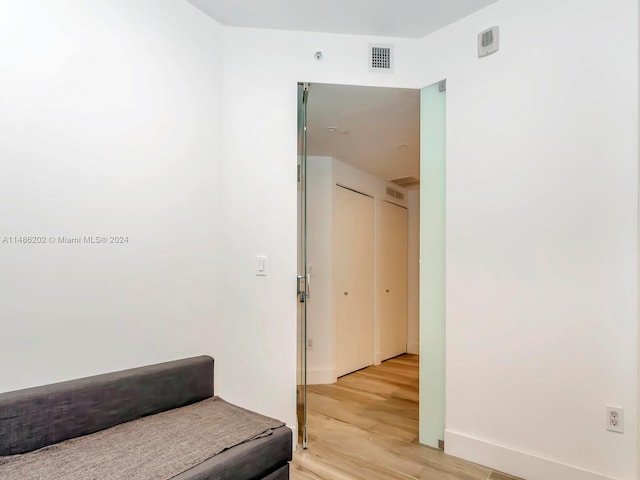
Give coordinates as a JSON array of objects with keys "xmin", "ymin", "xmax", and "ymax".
[
  {"xmin": 369, "ymin": 44, "xmax": 394, "ymax": 73},
  {"xmin": 386, "ymin": 186, "xmax": 404, "ymax": 200},
  {"xmin": 391, "ymin": 176, "xmax": 420, "ymax": 188}
]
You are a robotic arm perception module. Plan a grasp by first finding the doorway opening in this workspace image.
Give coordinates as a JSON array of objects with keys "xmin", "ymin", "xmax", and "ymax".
[{"xmin": 297, "ymin": 82, "xmax": 427, "ymax": 451}]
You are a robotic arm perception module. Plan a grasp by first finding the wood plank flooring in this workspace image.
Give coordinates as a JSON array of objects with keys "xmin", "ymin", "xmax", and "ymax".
[{"xmin": 292, "ymin": 354, "xmax": 522, "ymax": 480}]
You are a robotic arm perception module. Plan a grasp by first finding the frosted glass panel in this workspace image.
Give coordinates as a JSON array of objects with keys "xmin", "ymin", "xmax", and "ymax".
[{"xmin": 419, "ymin": 81, "xmax": 446, "ymax": 448}]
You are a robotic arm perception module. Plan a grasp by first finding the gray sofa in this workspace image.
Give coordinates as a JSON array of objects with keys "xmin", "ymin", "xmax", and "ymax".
[{"xmin": 0, "ymin": 356, "xmax": 292, "ymax": 479}]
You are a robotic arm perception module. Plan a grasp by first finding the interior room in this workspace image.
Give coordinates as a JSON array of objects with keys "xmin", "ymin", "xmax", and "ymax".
[{"xmin": 0, "ymin": 1, "xmax": 638, "ymax": 480}]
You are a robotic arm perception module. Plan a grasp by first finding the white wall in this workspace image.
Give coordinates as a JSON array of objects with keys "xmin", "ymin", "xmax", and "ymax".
[
  {"xmin": 407, "ymin": 189, "xmax": 420, "ymax": 354},
  {"xmin": 0, "ymin": 0, "xmax": 224, "ymax": 389},
  {"xmin": 412, "ymin": 1, "xmax": 638, "ymax": 479},
  {"xmin": 0, "ymin": 2, "xmax": 423, "ymax": 441}
]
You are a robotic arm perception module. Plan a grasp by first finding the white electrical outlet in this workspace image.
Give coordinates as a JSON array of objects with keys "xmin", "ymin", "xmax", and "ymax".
[
  {"xmin": 306, "ymin": 338, "xmax": 313, "ymax": 349},
  {"xmin": 606, "ymin": 406, "xmax": 624, "ymax": 433}
]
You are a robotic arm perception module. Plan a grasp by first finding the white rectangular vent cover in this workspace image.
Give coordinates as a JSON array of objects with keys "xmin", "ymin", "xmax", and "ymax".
[
  {"xmin": 478, "ymin": 26, "xmax": 499, "ymax": 58},
  {"xmin": 369, "ymin": 44, "xmax": 394, "ymax": 73}
]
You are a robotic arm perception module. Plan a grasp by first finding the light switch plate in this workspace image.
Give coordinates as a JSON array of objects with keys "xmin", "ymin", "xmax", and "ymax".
[{"xmin": 256, "ymin": 255, "xmax": 267, "ymax": 276}]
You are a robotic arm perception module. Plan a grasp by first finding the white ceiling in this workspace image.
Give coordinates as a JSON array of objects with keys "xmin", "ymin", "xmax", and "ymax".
[
  {"xmin": 306, "ymin": 83, "xmax": 419, "ymax": 183},
  {"xmin": 186, "ymin": 0, "xmax": 499, "ymax": 38}
]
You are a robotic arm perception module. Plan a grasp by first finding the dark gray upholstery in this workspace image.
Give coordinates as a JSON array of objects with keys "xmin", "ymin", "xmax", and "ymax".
[
  {"xmin": 262, "ymin": 464, "xmax": 290, "ymax": 480},
  {"xmin": 173, "ymin": 425, "xmax": 292, "ymax": 480},
  {"xmin": 0, "ymin": 355, "xmax": 290, "ymax": 480},
  {"xmin": 0, "ymin": 356, "xmax": 214, "ymax": 455}
]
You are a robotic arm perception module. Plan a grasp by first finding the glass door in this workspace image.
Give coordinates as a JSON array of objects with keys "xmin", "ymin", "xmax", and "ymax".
[
  {"xmin": 296, "ymin": 82, "xmax": 309, "ymax": 449},
  {"xmin": 419, "ymin": 79, "xmax": 446, "ymax": 448}
]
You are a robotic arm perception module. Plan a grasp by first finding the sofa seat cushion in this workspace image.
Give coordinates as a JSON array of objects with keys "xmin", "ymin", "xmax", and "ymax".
[
  {"xmin": 172, "ymin": 426, "xmax": 292, "ymax": 480},
  {"xmin": 0, "ymin": 397, "xmax": 284, "ymax": 480}
]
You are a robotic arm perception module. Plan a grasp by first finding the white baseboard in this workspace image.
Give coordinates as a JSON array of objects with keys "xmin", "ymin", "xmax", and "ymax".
[
  {"xmin": 306, "ymin": 368, "xmax": 336, "ymax": 385},
  {"xmin": 445, "ymin": 430, "xmax": 616, "ymax": 480},
  {"xmin": 406, "ymin": 342, "xmax": 419, "ymax": 354}
]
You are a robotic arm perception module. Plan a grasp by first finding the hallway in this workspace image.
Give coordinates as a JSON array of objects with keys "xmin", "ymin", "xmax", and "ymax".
[{"xmin": 291, "ymin": 354, "xmax": 521, "ymax": 480}]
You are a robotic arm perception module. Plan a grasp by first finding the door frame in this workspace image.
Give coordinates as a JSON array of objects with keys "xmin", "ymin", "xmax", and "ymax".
[{"xmin": 296, "ymin": 79, "xmax": 447, "ymax": 450}]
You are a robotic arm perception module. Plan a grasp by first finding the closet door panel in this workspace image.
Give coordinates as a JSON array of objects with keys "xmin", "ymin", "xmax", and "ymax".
[
  {"xmin": 335, "ymin": 186, "xmax": 375, "ymax": 377},
  {"xmin": 379, "ymin": 200, "xmax": 409, "ymax": 361}
]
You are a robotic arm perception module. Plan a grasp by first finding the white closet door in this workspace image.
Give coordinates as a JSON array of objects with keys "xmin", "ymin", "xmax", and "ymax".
[
  {"xmin": 378, "ymin": 200, "xmax": 409, "ymax": 361},
  {"xmin": 334, "ymin": 185, "xmax": 375, "ymax": 377}
]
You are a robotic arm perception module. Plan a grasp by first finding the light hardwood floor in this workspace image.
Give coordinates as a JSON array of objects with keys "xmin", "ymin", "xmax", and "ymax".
[{"xmin": 291, "ymin": 354, "xmax": 522, "ymax": 480}]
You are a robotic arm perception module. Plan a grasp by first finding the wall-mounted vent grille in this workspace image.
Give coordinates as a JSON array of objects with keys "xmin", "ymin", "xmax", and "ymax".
[
  {"xmin": 369, "ymin": 44, "xmax": 393, "ymax": 73},
  {"xmin": 478, "ymin": 26, "xmax": 499, "ymax": 58},
  {"xmin": 386, "ymin": 187, "xmax": 404, "ymax": 200},
  {"xmin": 481, "ymin": 29, "xmax": 494, "ymax": 48},
  {"xmin": 391, "ymin": 176, "xmax": 420, "ymax": 188}
]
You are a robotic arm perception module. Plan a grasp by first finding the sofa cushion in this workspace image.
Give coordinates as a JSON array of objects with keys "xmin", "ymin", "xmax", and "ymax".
[
  {"xmin": 0, "ymin": 356, "xmax": 214, "ymax": 455},
  {"xmin": 172, "ymin": 425, "xmax": 292, "ymax": 480},
  {"xmin": 0, "ymin": 397, "xmax": 284, "ymax": 480}
]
